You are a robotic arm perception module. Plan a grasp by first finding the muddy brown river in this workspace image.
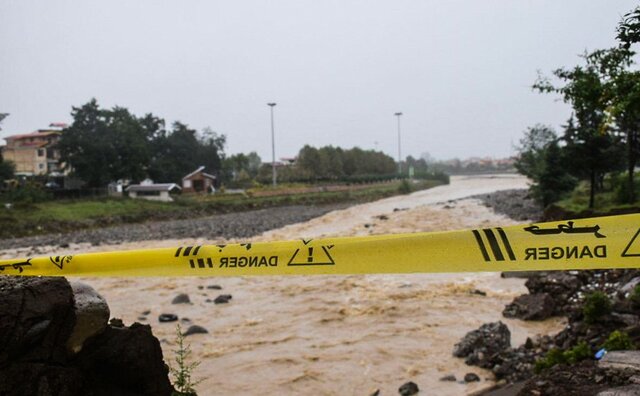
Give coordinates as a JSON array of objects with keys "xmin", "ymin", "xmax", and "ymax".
[{"xmin": 2, "ymin": 175, "xmax": 565, "ymax": 395}]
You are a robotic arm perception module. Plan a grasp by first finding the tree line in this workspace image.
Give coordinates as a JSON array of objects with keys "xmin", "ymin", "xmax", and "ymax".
[
  {"xmin": 57, "ymin": 99, "xmax": 226, "ymax": 187},
  {"xmin": 516, "ymin": 6, "xmax": 640, "ymax": 209},
  {"xmin": 2, "ymin": 100, "xmax": 435, "ymax": 191}
]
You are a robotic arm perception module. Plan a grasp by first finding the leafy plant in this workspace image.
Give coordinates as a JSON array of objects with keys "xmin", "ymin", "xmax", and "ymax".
[
  {"xmin": 534, "ymin": 341, "xmax": 591, "ymax": 373},
  {"xmin": 583, "ymin": 291, "xmax": 612, "ymax": 323},
  {"xmin": 170, "ymin": 324, "xmax": 201, "ymax": 396},
  {"xmin": 398, "ymin": 179, "xmax": 412, "ymax": 194},
  {"xmin": 603, "ymin": 330, "xmax": 635, "ymax": 351}
]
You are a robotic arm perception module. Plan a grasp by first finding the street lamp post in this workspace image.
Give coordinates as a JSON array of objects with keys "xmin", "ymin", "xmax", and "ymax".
[
  {"xmin": 268, "ymin": 103, "xmax": 277, "ymax": 187},
  {"xmin": 394, "ymin": 112, "xmax": 403, "ymax": 174}
]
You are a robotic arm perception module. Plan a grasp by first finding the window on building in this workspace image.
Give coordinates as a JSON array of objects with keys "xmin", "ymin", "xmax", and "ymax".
[
  {"xmin": 37, "ymin": 148, "xmax": 45, "ymax": 157},
  {"xmin": 39, "ymin": 163, "xmax": 45, "ymax": 170}
]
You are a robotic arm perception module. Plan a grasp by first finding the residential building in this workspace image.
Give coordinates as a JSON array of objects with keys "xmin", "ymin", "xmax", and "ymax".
[
  {"xmin": 2, "ymin": 126, "xmax": 67, "ymax": 177},
  {"xmin": 126, "ymin": 183, "xmax": 181, "ymax": 202},
  {"xmin": 182, "ymin": 166, "xmax": 216, "ymax": 193}
]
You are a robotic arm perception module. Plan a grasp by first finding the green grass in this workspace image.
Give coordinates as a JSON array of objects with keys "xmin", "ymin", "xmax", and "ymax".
[
  {"xmin": 1, "ymin": 179, "xmax": 445, "ymax": 239},
  {"xmin": 23, "ymin": 198, "xmax": 180, "ymax": 222},
  {"xmin": 555, "ymin": 179, "xmax": 640, "ymax": 213}
]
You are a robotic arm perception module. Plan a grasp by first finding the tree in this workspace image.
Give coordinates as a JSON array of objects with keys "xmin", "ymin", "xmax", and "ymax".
[
  {"xmin": 532, "ymin": 141, "xmax": 577, "ymax": 207},
  {"xmin": 618, "ymin": 6, "xmax": 640, "ymax": 48},
  {"xmin": 515, "ymin": 125, "xmax": 575, "ymax": 206},
  {"xmin": 58, "ymin": 99, "xmax": 156, "ymax": 187},
  {"xmin": 534, "ymin": 51, "xmax": 626, "ymax": 208},
  {"xmin": 0, "ymin": 113, "xmax": 8, "ymax": 129},
  {"xmin": 147, "ymin": 123, "xmax": 225, "ymax": 184},
  {"xmin": 0, "ymin": 113, "xmax": 15, "ymax": 181},
  {"xmin": 514, "ymin": 124, "xmax": 557, "ymax": 180}
]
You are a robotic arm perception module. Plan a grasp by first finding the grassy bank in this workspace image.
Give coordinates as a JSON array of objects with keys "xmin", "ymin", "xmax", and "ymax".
[
  {"xmin": 547, "ymin": 178, "xmax": 640, "ymax": 220},
  {"xmin": 2, "ymin": 179, "xmax": 444, "ymax": 239}
]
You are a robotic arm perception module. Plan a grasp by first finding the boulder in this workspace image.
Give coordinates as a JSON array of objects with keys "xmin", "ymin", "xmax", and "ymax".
[
  {"xmin": 453, "ymin": 322, "xmax": 511, "ymax": 368},
  {"xmin": 525, "ymin": 272, "xmax": 581, "ymax": 301},
  {"xmin": 0, "ymin": 276, "xmax": 174, "ymax": 396},
  {"xmin": 599, "ymin": 351, "xmax": 640, "ymax": 373},
  {"xmin": 67, "ymin": 282, "xmax": 110, "ymax": 353},
  {"xmin": 76, "ymin": 323, "xmax": 173, "ymax": 395},
  {"xmin": 183, "ymin": 325, "xmax": 208, "ymax": 337},
  {"xmin": 502, "ymin": 293, "xmax": 555, "ymax": 321},
  {"xmin": 171, "ymin": 293, "xmax": 191, "ymax": 304},
  {"xmin": 398, "ymin": 381, "xmax": 419, "ymax": 396},
  {"xmin": 0, "ymin": 276, "xmax": 75, "ymax": 365}
]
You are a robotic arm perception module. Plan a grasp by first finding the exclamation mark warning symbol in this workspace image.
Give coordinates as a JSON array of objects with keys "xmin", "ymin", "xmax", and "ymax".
[{"xmin": 287, "ymin": 245, "xmax": 335, "ymax": 266}]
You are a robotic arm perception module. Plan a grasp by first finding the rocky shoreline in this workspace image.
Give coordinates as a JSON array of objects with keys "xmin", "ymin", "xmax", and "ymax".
[
  {"xmin": 451, "ymin": 190, "xmax": 640, "ymax": 395},
  {"xmin": 0, "ymin": 203, "xmax": 350, "ymax": 250}
]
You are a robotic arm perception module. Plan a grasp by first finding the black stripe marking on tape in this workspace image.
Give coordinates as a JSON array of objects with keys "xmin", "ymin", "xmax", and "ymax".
[
  {"xmin": 193, "ymin": 246, "xmax": 201, "ymax": 256},
  {"xmin": 483, "ymin": 229, "xmax": 505, "ymax": 261},
  {"xmin": 472, "ymin": 230, "xmax": 490, "ymax": 262},
  {"xmin": 183, "ymin": 246, "xmax": 193, "ymax": 256},
  {"xmin": 175, "ymin": 247, "xmax": 183, "ymax": 257},
  {"xmin": 497, "ymin": 228, "xmax": 516, "ymax": 261}
]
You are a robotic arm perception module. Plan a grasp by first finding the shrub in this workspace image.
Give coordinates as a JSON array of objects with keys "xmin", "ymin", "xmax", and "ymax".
[
  {"xmin": 583, "ymin": 291, "xmax": 612, "ymax": 324},
  {"xmin": 398, "ymin": 179, "xmax": 412, "ymax": 194},
  {"xmin": 534, "ymin": 341, "xmax": 591, "ymax": 373},
  {"xmin": 170, "ymin": 325, "xmax": 200, "ymax": 396},
  {"xmin": 603, "ymin": 330, "xmax": 635, "ymax": 351},
  {"xmin": 1, "ymin": 183, "xmax": 51, "ymax": 205}
]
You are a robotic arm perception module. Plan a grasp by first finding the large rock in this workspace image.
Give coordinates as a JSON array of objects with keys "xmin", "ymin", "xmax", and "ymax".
[
  {"xmin": 76, "ymin": 323, "xmax": 173, "ymax": 395},
  {"xmin": 502, "ymin": 293, "xmax": 555, "ymax": 321},
  {"xmin": 453, "ymin": 322, "xmax": 511, "ymax": 368},
  {"xmin": 525, "ymin": 272, "xmax": 581, "ymax": 300},
  {"xmin": 0, "ymin": 276, "xmax": 75, "ymax": 365},
  {"xmin": 0, "ymin": 276, "xmax": 173, "ymax": 396},
  {"xmin": 67, "ymin": 282, "xmax": 110, "ymax": 353}
]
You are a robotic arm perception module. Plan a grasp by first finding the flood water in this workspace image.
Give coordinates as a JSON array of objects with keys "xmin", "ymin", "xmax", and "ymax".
[{"xmin": 3, "ymin": 175, "xmax": 565, "ymax": 395}]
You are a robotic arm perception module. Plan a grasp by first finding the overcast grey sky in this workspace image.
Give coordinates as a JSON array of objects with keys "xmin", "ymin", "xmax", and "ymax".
[{"xmin": 1, "ymin": 1, "xmax": 637, "ymax": 161}]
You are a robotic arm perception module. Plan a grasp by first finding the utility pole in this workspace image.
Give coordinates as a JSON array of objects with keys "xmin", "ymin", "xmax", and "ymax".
[
  {"xmin": 395, "ymin": 112, "xmax": 403, "ymax": 174},
  {"xmin": 268, "ymin": 103, "xmax": 277, "ymax": 187}
]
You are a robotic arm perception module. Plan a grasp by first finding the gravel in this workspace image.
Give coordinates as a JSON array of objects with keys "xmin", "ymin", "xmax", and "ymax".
[
  {"xmin": 0, "ymin": 204, "xmax": 350, "ymax": 250},
  {"xmin": 471, "ymin": 188, "xmax": 542, "ymax": 222}
]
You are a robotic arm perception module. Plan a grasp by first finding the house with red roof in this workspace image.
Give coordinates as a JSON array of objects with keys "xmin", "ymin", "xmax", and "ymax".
[{"xmin": 2, "ymin": 124, "xmax": 67, "ymax": 176}]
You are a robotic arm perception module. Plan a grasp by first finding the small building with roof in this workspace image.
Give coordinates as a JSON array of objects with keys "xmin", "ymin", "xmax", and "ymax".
[
  {"xmin": 182, "ymin": 166, "xmax": 216, "ymax": 193},
  {"xmin": 126, "ymin": 183, "xmax": 181, "ymax": 202}
]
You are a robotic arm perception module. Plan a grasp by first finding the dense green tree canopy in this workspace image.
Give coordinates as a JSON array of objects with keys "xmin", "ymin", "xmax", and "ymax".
[{"xmin": 59, "ymin": 99, "xmax": 226, "ymax": 187}]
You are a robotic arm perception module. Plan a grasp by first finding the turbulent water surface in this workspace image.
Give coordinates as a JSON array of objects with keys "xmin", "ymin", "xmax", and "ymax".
[{"xmin": 1, "ymin": 175, "xmax": 565, "ymax": 395}]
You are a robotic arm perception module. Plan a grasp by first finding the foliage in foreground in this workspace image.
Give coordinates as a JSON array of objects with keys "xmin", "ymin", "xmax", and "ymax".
[
  {"xmin": 534, "ymin": 341, "xmax": 591, "ymax": 373},
  {"xmin": 170, "ymin": 325, "xmax": 200, "ymax": 396},
  {"xmin": 583, "ymin": 291, "xmax": 612, "ymax": 324}
]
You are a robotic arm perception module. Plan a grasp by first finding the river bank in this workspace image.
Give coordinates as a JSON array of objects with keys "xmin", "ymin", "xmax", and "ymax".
[{"xmin": 1, "ymin": 174, "xmax": 560, "ymax": 395}]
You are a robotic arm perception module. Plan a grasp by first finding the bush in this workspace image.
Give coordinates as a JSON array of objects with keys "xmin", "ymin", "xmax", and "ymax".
[
  {"xmin": 398, "ymin": 179, "xmax": 412, "ymax": 194},
  {"xmin": 534, "ymin": 341, "xmax": 591, "ymax": 373},
  {"xmin": 170, "ymin": 324, "xmax": 200, "ymax": 396},
  {"xmin": 603, "ymin": 330, "xmax": 635, "ymax": 351},
  {"xmin": 1, "ymin": 183, "xmax": 51, "ymax": 205},
  {"xmin": 583, "ymin": 291, "xmax": 612, "ymax": 324}
]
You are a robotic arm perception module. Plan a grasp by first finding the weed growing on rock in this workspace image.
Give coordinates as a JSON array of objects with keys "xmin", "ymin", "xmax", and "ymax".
[
  {"xmin": 534, "ymin": 341, "xmax": 591, "ymax": 373},
  {"xmin": 170, "ymin": 324, "xmax": 201, "ymax": 396},
  {"xmin": 582, "ymin": 291, "xmax": 611, "ymax": 323},
  {"xmin": 603, "ymin": 330, "xmax": 635, "ymax": 351}
]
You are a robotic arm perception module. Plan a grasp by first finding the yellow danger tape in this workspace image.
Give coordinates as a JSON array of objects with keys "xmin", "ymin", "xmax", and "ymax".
[{"xmin": 1, "ymin": 214, "xmax": 640, "ymax": 277}]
